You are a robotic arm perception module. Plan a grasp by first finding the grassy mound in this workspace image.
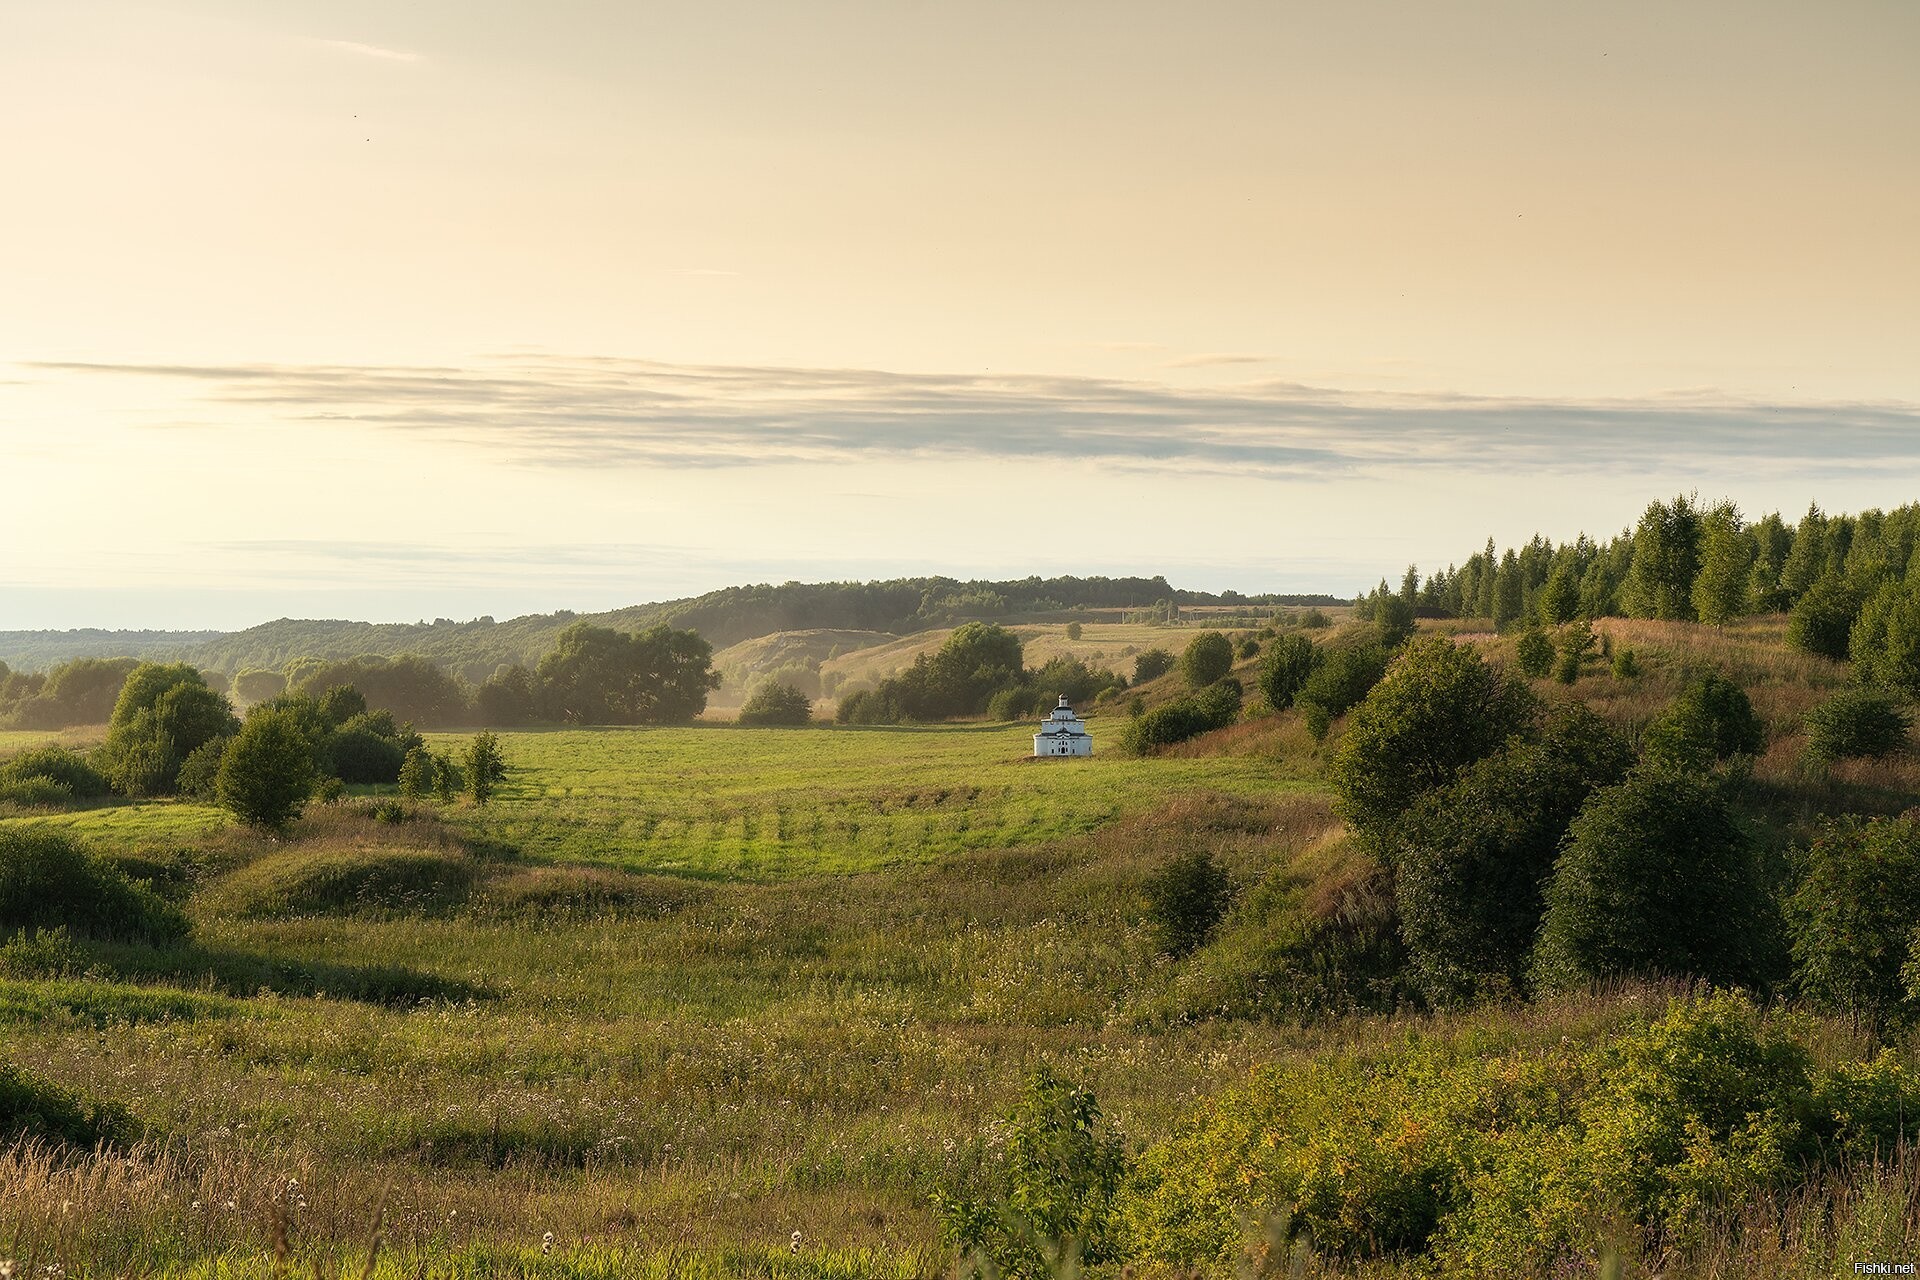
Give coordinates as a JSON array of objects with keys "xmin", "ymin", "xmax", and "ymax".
[
  {"xmin": 0, "ymin": 1057, "xmax": 135, "ymax": 1147},
  {"xmin": 471, "ymin": 864, "xmax": 705, "ymax": 920},
  {"xmin": 208, "ymin": 844, "xmax": 480, "ymax": 919},
  {"xmin": 0, "ymin": 829, "xmax": 189, "ymax": 944}
]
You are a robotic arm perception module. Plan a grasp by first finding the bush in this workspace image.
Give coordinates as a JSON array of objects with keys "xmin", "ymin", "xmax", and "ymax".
[
  {"xmin": 326, "ymin": 724, "xmax": 407, "ymax": 784},
  {"xmin": 1788, "ymin": 573, "xmax": 1862, "ymax": 662},
  {"xmin": 1531, "ymin": 773, "xmax": 1769, "ymax": 993},
  {"xmin": 1066, "ymin": 622, "xmax": 1083, "ymax": 640},
  {"xmin": 174, "ymin": 736, "xmax": 229, "ymax": 800},
  {"xmin": 738, "ymin": 681, "xmax": 813, "ymax": 726},
  {"xmin": 464, "ymin": 731, "xmax": 505, "ymax": 804},
  {"xmin": 0, "ymin": 829, "xmax": 188, "ymax": 945},
  {"xmin": 1396, "ymin": 704, "xmax": 1631, "ymax": 1003},
  {"xmin": 987, "ymin": 686, "xmax": 1043, "ymax": 722},
  {"xmin": 1804, "ymin": 688, "xmax": 1910, "ymax": 762},
  {"xmin": 0, "ymin": 1057, "xmax": 136, "ymax": 1149},
  {"xmin": 217, "ymin": 706, "xmax": 318, "ymax": 832},
  {"xmin": 1181, "ymin": 632, "xmax": 1235, "ymax": 688},
  {"xmin": 1236, "ymin": 637, "xmax": 1259, "ymax": 660},
  {"xmin": 97, "ymin": 663, "xmax": 238, "ymax": 796},
  {"xmin": 1329, "ymin": 637, "xmax": 1536, "ymax": 854},
  {"xmin": 1118, "ymin": 992, "xmax": 1920, "ymax": 1275},
  {"xmin": 1144, "ymin": 851, "xmax": 1233, "ymax": 957},
  {"xmin": 1119, "ymin": 681, "xmax": 1241, "ymax": 755},
  {"xmin": 1294, "ymin": 642, "xmax": 1390, "ymax": 742},
  {"xmin": 934, "ymin": 1066, "xmax": 1128, "ymax": 1277},
  {"xmin": 398, "ymin": 745, "xmax": 437, "ymax": 800},
  {"xmin": 1514, "ymin": 627, "xmax": 1554, "ymax": 678},
  {"xmin": 0, "ymin": 745, "xmax": 108, "ymax": 798},
  {"xmin": 1132, "ymin": 649, "xmax": 1176, "ymax": 684},
  {"xmin": 1640, "ymin": 672, "xmax": 1766, "ymax": 773},
  {"xmin": 1373, "ymin": 593, "xmax": 1416, "ymax": 648},
  {"xmin": 836, "ymin": 687, "xmax": 902, "ymax": 725},
  {"xmin": 1612, "ymin": 646, "xmax": 1641, "ymax": 679},
  {"xmin": 1257, "ymin": 634, "xmax": 1318, "ymax": 711},
  {"xmin": 1788, "ymin": 816, "xmax": 1920, "ymax": 1025}
]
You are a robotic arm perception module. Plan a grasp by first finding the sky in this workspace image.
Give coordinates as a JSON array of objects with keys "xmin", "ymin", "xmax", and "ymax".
[{"xmin": 2, "ymin": 0, "xmax": 1917, "ymax": 630}]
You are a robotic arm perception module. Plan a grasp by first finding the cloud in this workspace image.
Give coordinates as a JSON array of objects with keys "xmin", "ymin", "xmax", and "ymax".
[
  {"xmin": 25, "ymin": 356, "xmax": 1920, "ymax": 482},
  {"xmin": 1166, "ymin": 353, "xmax": 1278, "ymax": 368},
  {"xmin": 315, "ymin": 38, "xmax": 421, "ymax": 63}
]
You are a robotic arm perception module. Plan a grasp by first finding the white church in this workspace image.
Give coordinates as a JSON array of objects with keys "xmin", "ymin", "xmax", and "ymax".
[{"xmin": 1033, "ymin": 696, "xmax": 1093, "ymax": 757}]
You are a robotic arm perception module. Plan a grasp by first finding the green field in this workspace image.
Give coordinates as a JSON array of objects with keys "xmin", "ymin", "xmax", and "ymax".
[{"xmin": 421, "ymin": 723, "xmax": 1311, "ymax": 877}]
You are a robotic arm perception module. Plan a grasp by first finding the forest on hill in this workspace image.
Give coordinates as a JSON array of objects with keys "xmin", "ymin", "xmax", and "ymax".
[{"xmin": 0, "ymin": 575, "xmax": 1342, "ymax": 680}]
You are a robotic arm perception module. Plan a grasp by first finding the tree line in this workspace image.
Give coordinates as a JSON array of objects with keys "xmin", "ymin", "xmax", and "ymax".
[
  {"xmin": 1361, "ymin": 497, "xmax": 1920, "ymax": 685},
  {"xmin": 0, "ymin": 621, "xmax": 722, "ymax": 733}
]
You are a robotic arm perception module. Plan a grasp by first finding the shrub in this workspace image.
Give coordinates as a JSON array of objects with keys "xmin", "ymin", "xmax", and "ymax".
[
  {"xmin": 1066, "ymin": 622, "xmax": 1083, "ymax": 640},
  {"xmin": 0, "ymin": 776, "xmax": 71, "ymax": 808},
  {"xmin": 1118, "ymin": 992, "xmax": 1920, "ymax": 1275},
  {"xmin": 1788, "ymin": 816, "xmax": 1920, "ymax": 1025},
  {"xmin": 1788, "ymin": 573, "xmax": 1862, "ymax": 662},
  {"xmin": 1396, "ymin": 705, "xmax": 1630, "ymax": 1003},
  {"xmin": 738, "ymin": 681, "xmax": 813, "ymax": 726},
  {"xmin": 836, "ymin": 687, "xmax": 902, "ymax": 725},
  {"xmin": 98, "ymin": 663, "xmax": 238, "ymax": 795},
  {"xmin": 987, "ymin": 686, "xmax": 1042, "ymax": 722},
  {"xmin": 174, "ymin": 736, "xmax": 229, "ymax": 800},
  {"xmin": 1294, "ymin": 642, "xmax": 1390, "ymax": 742},
  {"xmin": 1144, "ymin": 851, "xmax": 1233, "ymax": 957},
  {"xmin": 1180, "ymin": 632, "xmax": 1234, "ymax": 688},
  {"xmin": 398, "ymin": 745, "xmax": 437, "ymax": 800},
  {"xmin": 0, "ymin": 829, "xmax": 188, "ymax": 945},
  {"xmin": 464, "ymin": 731, "xmax": 505, "ymax": 804},
  {"xmin": 326, "ymin": 724, "xmax": 407, "ymax": 783},
  {"xmin": 1132, "ymin": 649, "xmax": 1176, "ymax": 684},
  {"xmin": 1299, "ymin": 608, "xmax": 1332, "ymax": 629},
  {"xmin": 0, "ymin": 1057, "xmax": 136, "ymax": 1148},
  {"xmin": 1640, "ymin": 672, "xmax": 1766, "ymax": 773},
  {"xmin": 1531, "ymin": 773, "xmax": 1769, "ymax": 993},
  {"xmin": 935, "ymin": 1066, "xmax": 1128, "ymax": 1277},
  {"xmin": 1329, "ymin": 637, "xmax": 1536, "ymax": 854},
  {"xmin": 1119, "ymin": 681, "xmax": 1241, "ymax": 754},
  {"xmin": 1514, "ymin": 627, "xmax": 1554, "ymax": 678},
  {"xmin": 1611, "ymin": 646, "xmax": 1641, "ymax": 679},
  {"xmin": 1804, "ymin": 688, "xmax": 1910, "ymax": 762},
  {"xmin": 1257, "ymin": 634, "xmax": 1318, "ymax": 711},
  {"xmin": 217, "ymin": 706, "xmax": 318, "ymax": 832},
  {"xmin": 1236, "ymin": 637, "xmax": 1259, "ymax": 660},
  {"xmin": 0, "ymin": 745, "xmax": 108, "ymax": 798}
]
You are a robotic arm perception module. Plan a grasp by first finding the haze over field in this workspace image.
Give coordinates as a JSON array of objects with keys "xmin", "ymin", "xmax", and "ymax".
[{"xmin": 4, "ymin": 1, "xmax": 1918, "ymax": 628}]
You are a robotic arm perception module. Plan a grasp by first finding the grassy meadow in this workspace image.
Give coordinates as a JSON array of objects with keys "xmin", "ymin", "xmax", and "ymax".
[{"xmin": 5, "ymin": 615, "xmax": 1920, "ymax": 1277}]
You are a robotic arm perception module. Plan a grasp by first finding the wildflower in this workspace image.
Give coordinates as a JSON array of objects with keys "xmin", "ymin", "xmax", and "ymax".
[
  {"xmin": 541, "ymin": 1231, "xmax": 554, "ymax": 1256},
  {"xmin": 1, "ymin": 1261, "xmax": 14, "ymax": 1279},
  {"xmin": 790, "ymin": 1230, "xmax": 802, "ymax": 1255}
]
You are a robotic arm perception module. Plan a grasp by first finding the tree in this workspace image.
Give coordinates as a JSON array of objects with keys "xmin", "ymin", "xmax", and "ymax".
[
  {"xmin": 739, "ymin": 682, "xmax": 813, "ymax": 726},
  {"xmin": 1788, "ymin": 816, "xmax": 1920, "ymax": 1025},
  {"xmin": 1621, "ymin": 495, "xmax": 1703, "ymax": 620},
  {"xmin": 1065, "ymin": 622, "xmax": 1083, "ymax": 640},
  {"xmin": 1294, "ymin": 642, "xmax": 1390, "ymax": 741},
  {"xmin": 1514, "ymin": 627, "xmax": 1555, "ymax": 678},
  {"xmin": 535, "ymin": 622, "xmax": 721, "ymax": 724},
  {"xmin": 1640, "ymin": 672, "xmax": 1766, "ymax": 773},
  {"xmin": 1538, "ymin": 557, "xmax": 1581, "ymax": 625},
  {"xmin": 1691, "ymin": 502, "xmax": 1754, "ymax": 625},
  {"xmin": 1531, "ymin": 773, "xmax": 1768, "ymax": 993},
  {"xmin": 1144, "ymin": 851, "xmax": 1233, "ymax": 957},
  {"xmin": 1257, "ymin": 634, "xmax": 1318, "ymax": 710},
  {"xmin": 1803, "ymin": 688, "xmax": 1909, "ymax": 763},
  {"xmin": 1491, "ymin": 551, "xmax": 1525, "ymax": 631},
  {"xmin": 288, "ymin": 655, "xmax": 469, "ymax": 726},
  {"xmin": 216, "ymin": 706, "xmax": 318, "ymax": 832},
  {"xmin": 1329, "ymin": 637, "xmax": 1537, "ymax": 853},
  {"xmin": 1180, "ymin": 632, "xmax": 1234, "ymax": 688},
  {"xmin": 1132, "ymin": 649, "xmax": 1176, "ymax": 683},
  {"xmin": 1396, "ymin": 704, "xmax": 1631, "ymax": 1002},
  {"xmin": 476, "ymin": 665, "xmax": 539, "ymax": 726},
  {"xmin": 1850, "ymin": 577, "xmax": 1920, "ymax": 697},
  {"xmin": 1372, "ymin": 592, "xmax": 1416, "ymax": 648},
  {"xmin": 97, "ymin": 663, "xmax": 239, "ymax": 796},
  {"xmin": 463, "ymin": 731, "xmax": 505, "ymax": 804},
  {"xmin": 1787, "ymin": 573, "xmax": 1861, "ymax": 661},
  {"xmin": 398, "ymin": 745, "xmax": 437, "ymax": 800},
  {"xmin": 231, "ymin": 668, "xmax": 287, "ymax": 706}
]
